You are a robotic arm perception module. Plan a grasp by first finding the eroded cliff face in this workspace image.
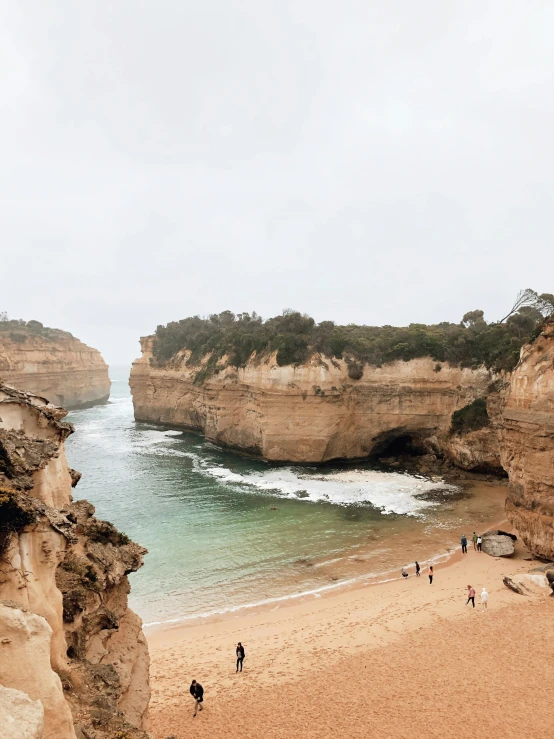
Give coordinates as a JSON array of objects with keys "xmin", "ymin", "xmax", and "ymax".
[
  {"xmin": 130, "ymin": 336, "xmax": 502, "ymax": 466},
  {"xmin": 0, "ymin": 384, "xmax": 150, "ymax": 738},
  {"xmin": 501, "ymin": 319, "xmax": 554, "ymax": 560},
  {"xmin": 0, "ymin": 332, "xmax": 110, "ymax": 409},
  {"xmin": 438, "ymin": 382, "xmax": 507, "ymax": 474}
]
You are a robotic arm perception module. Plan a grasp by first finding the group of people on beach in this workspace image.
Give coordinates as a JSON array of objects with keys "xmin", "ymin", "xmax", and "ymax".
[
  {"xmin": 461, "ymin": 532, "xmax": 483, "ymax": 553},
  {"xmin": 191, "ymin": 531, "xmax": 491, "ymax": 718},
  {"xmin": 401, "ymin": 561, "xmax": 433, "ymax": 583},
  {"xmin": 189, "ymin": 642, "xmax": 245, "ymax": 716},
  {"xmin": 400, "ymin": 532, "xmax": 489, "ymax": 609}
]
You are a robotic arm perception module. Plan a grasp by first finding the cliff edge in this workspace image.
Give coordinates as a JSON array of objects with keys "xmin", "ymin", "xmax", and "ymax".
[
  {"xmin": 130, "ymin": 336, "xmax": 502, "ymax": 469},
  {"xmin": 0, "ymin": 320, "xmax": 110, "ymax": 409},
  {"xmin": 502, "ymin": 318, "xmax": 554, "ymax": 560},
  {"xmin": 0, "ymin": 384, "xmax": 150, "ymax": 738}
]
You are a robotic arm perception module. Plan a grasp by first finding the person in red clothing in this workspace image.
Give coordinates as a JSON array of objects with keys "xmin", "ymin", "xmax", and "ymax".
[{"xmin": 466, "ymin": 584, "xmax": 476, "ymax": 608}]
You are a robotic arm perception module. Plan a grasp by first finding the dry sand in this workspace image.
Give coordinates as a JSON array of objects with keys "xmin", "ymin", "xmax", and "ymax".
[{"xmin": 147, "ymin": 537, "xmax": 554, "ymax": 739}]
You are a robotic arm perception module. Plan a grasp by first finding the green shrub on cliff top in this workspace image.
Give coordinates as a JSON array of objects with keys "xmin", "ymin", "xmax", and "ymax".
[
  {"xmin": 151, "ymin": 290, "xmax": 554, "ymax": 381},
  {"xmin": 0, "ymin": 313, "xmax": 73, "ymax": 341}
]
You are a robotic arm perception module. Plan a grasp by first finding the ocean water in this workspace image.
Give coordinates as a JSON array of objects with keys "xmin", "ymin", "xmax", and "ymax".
[{"xmin": 64, "ymin": 368, "xmax": 505, "ymax": 627}]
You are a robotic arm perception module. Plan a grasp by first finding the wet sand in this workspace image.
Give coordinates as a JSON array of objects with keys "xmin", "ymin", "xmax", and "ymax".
[{"xmin": 147, "ymin": 535, "xmax": 554, "ymax": 739}]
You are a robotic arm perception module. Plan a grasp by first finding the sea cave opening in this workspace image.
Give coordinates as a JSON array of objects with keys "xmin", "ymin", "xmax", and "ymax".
[{"xmin": 370, "ymin": 430, "xmax": 428, "ymax": 460}]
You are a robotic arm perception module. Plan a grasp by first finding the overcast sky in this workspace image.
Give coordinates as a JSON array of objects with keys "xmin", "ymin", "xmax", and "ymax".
[{"xmin": 2, "ymin": 2, "xmax": 554, "ymax": 366}]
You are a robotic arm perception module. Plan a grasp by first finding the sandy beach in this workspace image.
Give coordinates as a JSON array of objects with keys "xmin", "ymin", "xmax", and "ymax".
[{"xmin": 147, "ymin": 534, "xmax": 553, "ymax": 739}]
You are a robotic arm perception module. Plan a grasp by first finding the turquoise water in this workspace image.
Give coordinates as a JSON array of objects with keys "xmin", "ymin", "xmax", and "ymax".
[{"xmin": 64, "ymin": 368, "xmax": 499, "ymax": 626}]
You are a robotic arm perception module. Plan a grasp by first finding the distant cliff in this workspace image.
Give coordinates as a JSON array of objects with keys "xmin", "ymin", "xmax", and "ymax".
[
  {"xmin": 0, "ymin": 384, "xmax": 150, "ymax": 738},
  {"xmin": 0, "ymin": 320, "xmax": 110, "ymax": 408}
]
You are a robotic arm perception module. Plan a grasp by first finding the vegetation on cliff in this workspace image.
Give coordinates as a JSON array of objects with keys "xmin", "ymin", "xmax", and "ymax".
[
  {"xmin": 0, "ymin": 312, "xmax": 73, "ymax": 343},
  {"xmin": 450, "ymin": 398, "xmax": 490, "ymax": 435},
  {"xmin": 0, "ymin": 490, "xmax": 36, "ymax": 556},
  {"xmin": 151, "ymin": 290, "xmax": 554, "ymax": 381}
]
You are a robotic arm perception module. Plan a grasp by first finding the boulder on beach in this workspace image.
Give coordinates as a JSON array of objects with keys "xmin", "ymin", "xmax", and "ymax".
[
  {"xmin": 482, "ymin": 529, "xmax": 517, "ymax": 541},
  {"xmin": 481, "ymin": 534, "xmax": 515, "ymax": 557},
  {"xmin": 503, "ymin": 573, "xmax": 552, "ymax": 596}
]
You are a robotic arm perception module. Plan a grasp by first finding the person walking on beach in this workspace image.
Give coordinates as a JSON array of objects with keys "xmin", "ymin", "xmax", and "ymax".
[
  {"xmin": 190, "ymin": 680, "xmax": 204, "ymax": 717},
  {"xmin": 466, "ymin": 585, "xmax": 476, "ymax": 608},
  {"xmin": 461, "ymin": 534, "xmax": 468, "ymax": 554},
  {"xmin": 428, "ymin": 566, "xmax": 434, "ymax": 584},
  {"xmin": 477, "ymin": 535, "xmax": 482, "ymax": 552},
  {"xmin": 236, "ymin": 642, "xmax": 245, "ymax": 672},
  {"xmin": 415, "ymin": 561, "xmax": 421, "ymax": 577},
  {"xmin": 472, "ymin": 532, "xmax": 478, "ymax": 551},
  {"xmin": 481, "ymin": 587, "xmax": 488, "ymax": 612}
]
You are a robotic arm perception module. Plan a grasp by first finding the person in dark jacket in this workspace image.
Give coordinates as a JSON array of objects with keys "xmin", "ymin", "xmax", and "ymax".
[
  {"xmin": 190, "ymin": 680, "xmax": 204, "ymax": 716},
  {"xmin": 415, "ymin": 561, "xmax": 421, "ymax": 577},
  {"xmin": 461, "ymin": 534, "xmax": 468, "ymax": 554},
  {"xmin": 236, "ymin": 642, "xmax": 245, "ymax": 672}
]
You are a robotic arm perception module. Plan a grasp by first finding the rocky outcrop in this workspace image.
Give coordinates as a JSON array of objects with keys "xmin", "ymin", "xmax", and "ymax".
[
  {"xmin": 0, "ymin": 327, "xmax": 110, "ymax": 409},
  {"xmin": 0, "ymin": 602, "xmax": 75, "ymax": 739},
  {"xmin": 0, "ymin": 684, "xmax": 45, "ymax": 739},
  {"xmin": 439, "ymin": 386, "xmax": 507, "ymax": 474},
  {"xmin": 130, "ymin": 337, "xmax": 501, "ymax": 465},
  {"xmin": 503, "ymin": 573, "xmax": 552, "ymax": 596},
  {"xmin": 0, "ymin": 384, "xmax": 150, "ymax": 738},
  {"xmin": 501, "ymin": 318, "xmax": 554, "ymax": 561}
]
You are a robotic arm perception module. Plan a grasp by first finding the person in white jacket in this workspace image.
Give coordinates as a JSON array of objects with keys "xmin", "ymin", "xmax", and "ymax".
[{"xmin": 481, "ymin": 587, "xmax": 488, "ymax": 612}]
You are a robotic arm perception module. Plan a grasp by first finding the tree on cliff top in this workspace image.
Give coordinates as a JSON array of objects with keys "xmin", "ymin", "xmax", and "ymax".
[
  {"xmin": 499, "ymin": 289, "xmax": 554, "ymax": 323},
  {"xmin": 151, "ymin": 290, "xmax": 551, "ymax": 381}
]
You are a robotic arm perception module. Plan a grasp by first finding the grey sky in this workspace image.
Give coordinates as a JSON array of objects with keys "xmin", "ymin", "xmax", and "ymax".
[{"xmin": 2, "ymin": 2, "xmax": 554, "ymax": 366}]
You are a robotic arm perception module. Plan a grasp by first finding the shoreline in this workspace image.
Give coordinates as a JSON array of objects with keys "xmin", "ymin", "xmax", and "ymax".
[
  {"xmin": 142, "ymin": 536, "xmax": 465, "ymax": 632},
  {"xmin": 142, "ymin": 486, "xmax": 509, "ymax": 634}
]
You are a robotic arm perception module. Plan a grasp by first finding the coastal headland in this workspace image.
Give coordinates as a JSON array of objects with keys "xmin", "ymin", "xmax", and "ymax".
[
  {"xmin": 0, "ymin": 318, "xmax": 110, "ymax": 409},
  {"xmin": 131, "ymin": 308, "xmax": 554, "ymax": 561}
]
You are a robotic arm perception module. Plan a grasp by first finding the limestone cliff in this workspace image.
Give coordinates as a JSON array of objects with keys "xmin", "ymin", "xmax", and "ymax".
[
  {"xmin": 130, "ymin": 336, "xmax": 502, "ymax": 466},
  {"xmin": 0, "ymin": 384, "xmax": 150, "ymax": 738},
  {"xmin": 501, "ymin": 318, "xmax": 554, "ymax": 560},
  {"xmin": 0, "ymin": 325, "xmax": 110, "ymax": 409}
]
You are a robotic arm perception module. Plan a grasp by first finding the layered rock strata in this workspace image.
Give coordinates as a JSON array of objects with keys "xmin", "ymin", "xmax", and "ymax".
[
  {"xmin": 130, "ymin": 337, "xmax": 502, "ymax": 466},
  {"xmin": 501, "ymin": 319, "xmax": 554, "ymax": 560},
  {"xmin": 0, "ymin": 331, "xmax": 110, "ymax": 408},
  {"xmin": 0, "ymin": 384, "xmax": 150, "ymax": 738}
]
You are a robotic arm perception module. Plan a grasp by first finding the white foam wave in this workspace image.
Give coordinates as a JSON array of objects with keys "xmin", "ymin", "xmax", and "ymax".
[{"xmin": 193, "ymin": 464, "xmax": 456, "ymax": 516}]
